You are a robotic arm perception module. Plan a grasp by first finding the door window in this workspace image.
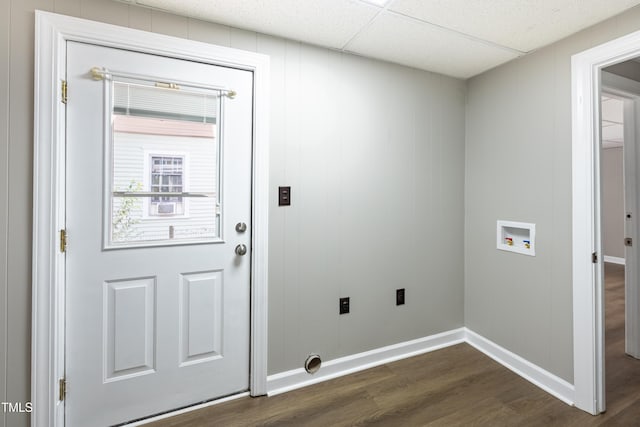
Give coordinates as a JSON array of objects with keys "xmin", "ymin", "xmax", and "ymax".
[{"xmin": 108, "ymin": 79, "xmax": 222, "ymax": 247}]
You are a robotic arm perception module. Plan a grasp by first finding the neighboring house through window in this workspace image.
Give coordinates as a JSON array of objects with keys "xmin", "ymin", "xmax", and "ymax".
[{"xmin": 150, "ymin": 155, "xmax": 185, "ymax": 216}]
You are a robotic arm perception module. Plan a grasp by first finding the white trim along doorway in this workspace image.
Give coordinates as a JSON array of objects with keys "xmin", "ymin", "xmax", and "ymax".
[
  {"xmin": 32, "ymin": 11, "xmax": 269, "ymax": 426},
  {"xmin": 572, "ymin": 29, "xmax": 640, "ymax": 415}
]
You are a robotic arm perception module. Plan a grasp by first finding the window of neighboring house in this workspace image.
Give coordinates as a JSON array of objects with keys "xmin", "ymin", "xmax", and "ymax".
[{"xmin": 150, "ymin": 155, "xmax": 185, "ymax": 216}]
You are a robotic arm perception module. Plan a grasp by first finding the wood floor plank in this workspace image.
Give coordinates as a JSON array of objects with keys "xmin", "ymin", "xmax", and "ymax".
[{"xmin": 147, "ymin": 262, "xmax": 640, "ymax": 426}]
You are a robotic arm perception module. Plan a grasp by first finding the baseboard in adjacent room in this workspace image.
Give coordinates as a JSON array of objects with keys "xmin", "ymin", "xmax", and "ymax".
[{"xmin": 604, "ymin": 255, "xmax": 625, "ymax": 265}]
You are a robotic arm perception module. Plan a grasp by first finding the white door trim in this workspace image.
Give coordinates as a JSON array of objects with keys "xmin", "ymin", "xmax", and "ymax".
[
  {"xmin": 572, "ymin": 29, "xmax": 640, "ymax": 415},
  {"xmin": 32, "ymin": 11, "xmax": 270, "ymax": 426}
]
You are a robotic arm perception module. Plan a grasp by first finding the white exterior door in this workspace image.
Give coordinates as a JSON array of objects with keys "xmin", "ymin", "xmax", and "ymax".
[{"xmin": 65, "ymin": 41, "xmax": 253, "ymax": 426}]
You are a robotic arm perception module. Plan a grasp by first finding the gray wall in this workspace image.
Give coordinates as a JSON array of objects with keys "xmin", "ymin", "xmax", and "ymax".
[
  {"xmin": 1, "ymin": 1, "xmax": 465, "ymax": 425},
  {"xmin": 265, "ymin": 43, "xmax": 465, "ymax": 373},
  {"xmin": 602, "ymin": 147, "xmax": 625, "ymax": 259},
  {"xmin": 465, "ymin": 6, "xmax": 640, "ymax": 383}
]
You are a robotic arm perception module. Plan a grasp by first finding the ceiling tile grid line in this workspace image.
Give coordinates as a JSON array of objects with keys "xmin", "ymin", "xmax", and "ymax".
[
  {"xmin": 343, "ymin": 11, "xmax": 520, "ymax": 79},
  {"xmin": 340, "ymin": 0, "xmax": 395, "ymax": 51},
  {"xmin": 369, "ymin": 9, "xmax": 527, "ymax": 56},
  {"xmin": 120, "ymin": 0, "xmax": 380, "ymax": 50},
  {"xmin": 113, "ymin": 0, "xmax": 640, "ymax": 79},
  {"xmin": 388, "ymin": 0, "xmax": 640, "ymax": 53}
]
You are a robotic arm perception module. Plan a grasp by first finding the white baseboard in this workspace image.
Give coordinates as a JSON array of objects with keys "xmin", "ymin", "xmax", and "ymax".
[
  {"xmin": 604, "ymin": 255, "xmax": 625, "ymax": 265},
  {"xmin": 131, "ymin": 327, "xmax": 576, "ymax": 424},
  {"xmin": 464, "ymin": 328, "xmax": 575, "ymax": 405},
  {"xmin": 267, "ymin": 328, "xmax": 466, "ymax": 396},
  {"xmin": 268, "ymin": 328, "xmax": 575, "ymax": 407}
]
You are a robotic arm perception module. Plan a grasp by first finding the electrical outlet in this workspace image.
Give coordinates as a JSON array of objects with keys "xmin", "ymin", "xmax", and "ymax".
[
  {"xmin": 339, "ymin": 297, "xmax": 350, "ymax": 314},
  {"xmin": 396, "ymin": 288, "xmax": 405, "ymax": 306},
  {"xmin": 279, "ymin": 186, "xmax": 291, "ymax": 206}
]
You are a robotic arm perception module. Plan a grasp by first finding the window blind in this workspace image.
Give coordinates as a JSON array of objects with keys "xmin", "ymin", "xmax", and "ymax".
[{"xmin": 113, "ymin": 81, "xmax": 218, "ymax": 124}]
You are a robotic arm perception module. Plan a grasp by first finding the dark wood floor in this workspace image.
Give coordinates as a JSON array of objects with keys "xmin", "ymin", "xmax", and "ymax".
[{"xmin": 149, "ymin": 263, "xmax": 640, "ymax": 426}]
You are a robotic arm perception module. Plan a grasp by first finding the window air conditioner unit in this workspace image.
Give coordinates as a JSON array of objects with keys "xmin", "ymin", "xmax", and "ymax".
[{"xmin": 157, "ymin": 202, "xmax": 176, "ymax": 215}]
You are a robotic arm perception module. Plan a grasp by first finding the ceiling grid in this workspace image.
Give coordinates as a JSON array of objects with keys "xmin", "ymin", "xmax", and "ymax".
[{"xmin": 118, "ymin": 0, "xmax": 640, "ymax": 79}]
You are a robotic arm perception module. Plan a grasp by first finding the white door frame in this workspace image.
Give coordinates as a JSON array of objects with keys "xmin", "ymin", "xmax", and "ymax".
[
  {"xmin": 602, "ymin": 71, "xmax": 640, "ymax": 360},
  {"xmin": 32, "ymin": 11, "xmax": 270, "ymax": 426},
  {"xmin": 572, "ymin": 30, "xmax": 640, "ymax": 415}
]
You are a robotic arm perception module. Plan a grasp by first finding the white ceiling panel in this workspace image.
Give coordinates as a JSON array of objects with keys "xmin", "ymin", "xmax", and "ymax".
[
  {"xmin": 389, "ymin": 0, "xmax": 640, "ymax": 52},
  {"xmin": 119, "ymin": 0, "xmax": 640, "ymax": 79},
  {"xmin": 602, "ymin": 124, "xmax": 624, "ymax": 142},
  {"xmin": 345, "ymin": 12, "xmax": 519, "ymax": 79},
  {"xmin": 602, "ymin": 96, "xmax": 624, "ymax": 147},
  {"xmin": 602, "ymin": 98, "xmax": 624, "ymax": 124},
  {"xmin": 132, "ymin": 0, "xmax": 380, "ymax": 49}
]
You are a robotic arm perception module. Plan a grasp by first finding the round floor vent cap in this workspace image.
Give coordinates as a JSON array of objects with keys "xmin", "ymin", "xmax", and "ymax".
[{"xmin": 305, "ymin": 354, "xmax": 322, "ymax": 374}]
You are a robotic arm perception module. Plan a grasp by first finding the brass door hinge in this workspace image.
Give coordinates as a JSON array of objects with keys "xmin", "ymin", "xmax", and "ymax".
[
  {"xmin": 61, "ymin": 80, "xmax": 68, "ymax": 104},
  {"xmin": 59, "ymin": 378, "xmax": 66, "ymax": 401},
  {"xmin": 60, "ymin": 229, "xmax": 67, "ymax": 253}
]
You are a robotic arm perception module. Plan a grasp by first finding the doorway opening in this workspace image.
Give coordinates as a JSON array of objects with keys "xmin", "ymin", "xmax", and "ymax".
[
  {"xmin": 572, "ymin": 34, "xmax": 640, "ymax": 414},
  {"xmin": 599, "ymin": 68, "xmax": 640, "ymax": 416}
]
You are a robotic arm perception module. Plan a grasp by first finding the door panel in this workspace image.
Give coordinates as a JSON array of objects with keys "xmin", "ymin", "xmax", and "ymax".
[
  {"xmin": 179, "ymin": 271, "xmax": 224, "ymax": 365},
  {"xmin": 65, "ymin": 41, "xmax": 253, "ymax": 426},
  {"xmin": 104, "ymin": 277, "xmax": 156, "ymax": 380}
]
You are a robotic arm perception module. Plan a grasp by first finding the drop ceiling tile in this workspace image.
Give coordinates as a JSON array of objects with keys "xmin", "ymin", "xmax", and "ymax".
[
  {"xmin": 133, "ymin": 0, "xmax": 380, "ymax": 49},
  {"xmin": 602, "ymin": 97, "xmax": 624, "ymax": 123},
  {"xmin": 389, "ymin": 0, "xmax": 640, "ymax": 52},
  {"xmin": 602, "ymin": 123, "xmax": 623, "ymax": 142},
  {"xmin": 345, "ymin": 12, "xmax": 519, "ymax": 79}
]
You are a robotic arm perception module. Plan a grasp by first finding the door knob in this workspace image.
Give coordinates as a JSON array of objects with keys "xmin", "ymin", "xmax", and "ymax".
[
  {"xmin": 235, "ymin": 222, "xmax": 247, "ymax": 233},
  {"xmin": 235, "ymin": 244, "xmax": 247, "ymax": 256}
]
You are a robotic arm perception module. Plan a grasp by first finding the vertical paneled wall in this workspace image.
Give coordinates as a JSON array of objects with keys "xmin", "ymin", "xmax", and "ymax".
[
  {"xmin": 0, "ymin": 1, "xmax": 9, "ymax": 427},
  {"xmin": 263, "ymin": 44, "xmax": 466, "ymax": 373},
  {"xmin": 2, "ymin": 1, "xmax": 466, "ymax": 425},
  {"xmin": 465, "ymin": 5, "xmax": 640, "ymax": 384}
]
